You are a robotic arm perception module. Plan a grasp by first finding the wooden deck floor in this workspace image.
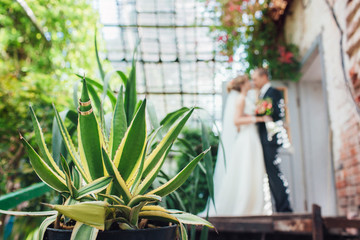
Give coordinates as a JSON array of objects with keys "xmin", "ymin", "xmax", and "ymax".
[{"xmin": 197, "ymin": 205, "xmax": 360, "ymax": 240}]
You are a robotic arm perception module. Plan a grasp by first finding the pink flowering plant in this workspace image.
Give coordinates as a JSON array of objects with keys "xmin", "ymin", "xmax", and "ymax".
[{"xmin": 205, "ymin": 0, "xmax": 300, "ymax": 80}]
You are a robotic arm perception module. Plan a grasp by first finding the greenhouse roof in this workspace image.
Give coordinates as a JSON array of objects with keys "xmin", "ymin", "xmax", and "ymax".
[{"xmin": 95, "ymin": 0, "xmax": 231, "ymax": 120}]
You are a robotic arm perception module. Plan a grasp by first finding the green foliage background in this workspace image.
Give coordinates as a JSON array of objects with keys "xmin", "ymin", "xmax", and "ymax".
[
  {"xmin": 168, "ymin": 127, "xmax": 219, "ymax": 214},
  {"xmin": 0, "ymin": 0, "xmax": 101, "ymax": 238}
]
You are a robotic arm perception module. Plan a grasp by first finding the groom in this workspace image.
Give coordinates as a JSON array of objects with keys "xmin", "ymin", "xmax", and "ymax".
[{"xmin": 252, "ymin": 68, "xmax": 292, "ymax": 213}]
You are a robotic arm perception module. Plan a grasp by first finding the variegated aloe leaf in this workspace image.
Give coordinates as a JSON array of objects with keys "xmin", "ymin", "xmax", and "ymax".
[
  {"xmin": 75, "ymin": 74, "xmax": 117, "ymax": 107},
  {"xmin": 138, "ymin": 210, "xmax": 179, "ymax": 224},
  {"xmin": 129, "ymin": 201, "xmax": 147, "ymax": 226},
  {"xmin": 52, "ymin": 109, "xmax": 77, "ymax": 164},
  {"xmin": 78, "ymin": 79, "xmax": 104, "ymax": 180},
  {"xmin": 113, "ymin": 100, "xmax": 147, "ymax": 182},
  {"xmin": 77, "ymin": 176, "xmax": 112, "ymax": 199},
  {"xmin": 133, "ymin": 144, "xmax": 172, "ymax": 195},
  {"xmin": 159, "ymin": 107, "xmax": 190, "ymax": 134},
  {"xmin": 87, "ymin": 83, "xmax": 102, "ymax": 117},
  {"xmin": 124, "ymin": 53, "xmax": 137, "ymax": 125},
  {"xmin": 109, "ymin": 86, "xmax": 127, "ymax": 159},
  {"xmin": 71, "ymin": 222, "xmax": 99, "ymax": 240},
  {"xmin": 60, "ymin": 155, "xmax": 77, "ymax": 197},
  {"xmin": 95, "ymin": 30, "xmax": 105, "ymax": 82},
  {"xmin": 168, "ymin": 211, "xmax": 214, "ymax": 228},
  {"xmin": 139, "ymin": 209, "xmax": 213, "ymax": 228},
  {"xmin": 102, "ymin": 147, "xmax": 132, "ymax": 203},
  {"xmin": 110, "ymin": 204, "xmax": 131, "ymax": 217},
  {"xmin": 0, "ymin": 209, "xmax": 57, "ymax": 216},
  {"xmin": 29, "ymin": 106, "xmax": 66, "ymax": 180},
  {"xmin": 127, "ymin": 195, "xmax": 161, "ymax": 208},
  {"xmin": 180, "ymin": 223, "xmax": 188, "ymax": 240},
  {"xmin": 53, "ymin": 105, "xmax": 90, "ymax": 183},
  {"xmin": 148, "ymin": 148, "xmax": 210, "ymax": 197},
  {"xmin": 36, "ymin": 214, "xmax": 57, "ymax": 240},
  {"xmin": 142, "ymin": 108, "xmax": 194, "ymax": 177},
  {"xmin": 20, "ymin": 135, "xmax": 68, "ymax": 193},
  {"xmin": 128, "ymin": 142, "xmax": 147, "ymax": 193},
  {"xmin": 98, "ymin": 193, "xmax": 124, "ymax": 205},
  {"xmin": 46, "ymin": 201, "xmax": 108, "ymax": 230}
]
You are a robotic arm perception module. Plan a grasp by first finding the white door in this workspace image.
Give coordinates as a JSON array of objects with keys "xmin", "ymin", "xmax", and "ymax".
[
  {"xmin": 277, "ymin": 51, "xmax": 336, "ymax": 215},
  {"xmin": 298, "ymin": 80, "xmax": 336, "ymax": 215}
]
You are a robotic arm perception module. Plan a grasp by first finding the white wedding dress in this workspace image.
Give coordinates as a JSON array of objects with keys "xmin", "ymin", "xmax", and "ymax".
[{"xmin": 202, "ymin": 90, "xmax": 272, "ymax": 216}]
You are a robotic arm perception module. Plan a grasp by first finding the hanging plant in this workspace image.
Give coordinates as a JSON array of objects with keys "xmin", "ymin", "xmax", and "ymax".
[{"xmin": 207, "ymin": 0, "xmax": 301, "ymax": 80}]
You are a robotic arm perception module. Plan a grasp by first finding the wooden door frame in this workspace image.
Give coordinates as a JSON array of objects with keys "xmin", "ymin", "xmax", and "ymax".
[{"xmin": 298, "ymin": 34, "xmax": 337, "ymax": 214}]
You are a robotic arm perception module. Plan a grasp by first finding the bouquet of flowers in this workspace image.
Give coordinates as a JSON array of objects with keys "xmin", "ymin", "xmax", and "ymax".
[
  {"xmin": 256, "ymin": 98, "xmax": 278, "ymax": 141},
  {"xmin": 256, "ymin": 97, "xmax": 291, "ymax": 147},
  {"xmin": 255, "ymin": 98, "xmax": 273, "ymax": 116}
]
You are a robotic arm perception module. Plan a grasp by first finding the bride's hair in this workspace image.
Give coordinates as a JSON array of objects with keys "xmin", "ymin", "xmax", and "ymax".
[{"xmin": 227, "ymin": 75, "xmax": 249, "ymax": 93}]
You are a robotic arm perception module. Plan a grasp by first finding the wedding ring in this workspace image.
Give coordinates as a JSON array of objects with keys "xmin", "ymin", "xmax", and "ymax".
[
  {"xmin": 78, "ymin": 99, "xmax": 91, "ymax": 107},
  {"xmin": 78, "ymin": 107, "xmax": 93, "ymax": 116}
]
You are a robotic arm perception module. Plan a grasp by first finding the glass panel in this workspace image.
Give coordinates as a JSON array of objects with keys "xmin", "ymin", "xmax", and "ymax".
[
  {"xmin": 138, "ymin": 13, "xmax": 157, "ymax": 26},
  {"xmin": 136, "ymin": 0, "xmax": 156, "ymax": 12},
  {"xmin": 163, "ymin": 63, "xmax": 180, "ymax": 92},
  {"xmin": 96, "ymin": 0, "xmax": 229, "ymax": 122},
  {"xmin": 165, "ymin": 94, "xmax": 182, "ymax": 113},
  {"xmin": 144, "ymin": 63, "xmax": 163, "ymax": 92}
]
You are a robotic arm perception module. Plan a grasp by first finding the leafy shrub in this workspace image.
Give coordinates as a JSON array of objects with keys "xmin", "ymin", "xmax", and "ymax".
[{"xmin": 167, "ymin": 127, "xmax": 219, "ymax": 214}]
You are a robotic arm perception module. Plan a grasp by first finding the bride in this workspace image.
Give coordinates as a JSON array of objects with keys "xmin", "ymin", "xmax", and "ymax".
[{"xmin": 202, "ymin": 75, "xmax": 272, "ymax": 216}]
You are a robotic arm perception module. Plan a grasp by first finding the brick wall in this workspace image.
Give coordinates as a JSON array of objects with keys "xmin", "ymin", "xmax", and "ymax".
[
  {"xmin": 347, "ymin": 0, "xmax": 360, "ymax": 101},
  {"xmin": 336, "ymin": 0, "xmax": 360, "ymax": 216},
  {"xmin": 336, "ymin": 111, "xmax": 360, "ymax": 215}
]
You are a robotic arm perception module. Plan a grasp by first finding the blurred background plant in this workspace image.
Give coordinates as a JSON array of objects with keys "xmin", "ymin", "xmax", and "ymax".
[
  {"xmin": 156, "ymin": 125, "xmax": 219, "ymax": 240},
  {"xmin": 164, "ymin": 127, "xmax": 219, "ymax": 215},
  {"xmin": 0, "ymin": 0, "xmax": 104, "ymax": 238},
  {"xmin": 206, "ymin": 0, "xmax": 300, "ymax": 80}
]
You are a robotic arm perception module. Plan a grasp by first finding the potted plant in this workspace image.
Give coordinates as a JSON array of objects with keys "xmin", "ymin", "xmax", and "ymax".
[{"xmin": 0, "ymin": 79, "xmax": 213, "ymax": 239}]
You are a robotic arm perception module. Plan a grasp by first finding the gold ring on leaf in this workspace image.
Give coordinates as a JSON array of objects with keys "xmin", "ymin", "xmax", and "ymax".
[
  {"xmin": 78, "ymin": 107, "xmax": 93, "ymax": 116},
  {"xmin": 79, "ymin": 99, "xmax": 91, "ymax": 107}
]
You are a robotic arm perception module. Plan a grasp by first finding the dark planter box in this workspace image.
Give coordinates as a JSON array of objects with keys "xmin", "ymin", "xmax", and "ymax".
[{"xmin": 44, "ymin": 225, "xmax": 178, "ymax": 240}]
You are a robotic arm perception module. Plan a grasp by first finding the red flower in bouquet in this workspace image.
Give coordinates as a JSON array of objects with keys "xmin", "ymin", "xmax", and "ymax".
[
  {"xmin": 228, "ymin": 2, "xmax": 241, "ymax": 12},
  {"xmin": 256, "ymin": 98, "xmax": 273, "ymax": 116}
]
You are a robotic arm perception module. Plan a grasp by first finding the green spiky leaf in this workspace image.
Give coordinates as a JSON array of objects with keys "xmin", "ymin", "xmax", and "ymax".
[
  {"xmin": 124, "ymin": 55, "xmax": 137, "ymax": 125},
  {"xmin": 113, "ymin": 100, "xmax": 147, "ymax": 182},
  {"xmin": 20, "ymin": 135, "xmax": 68, "ymax": 193},
  {"xmin": 46, "ymin": 201, "xmax": 108, "ymax": 230},
  {"xmin": 143, "ymin": 108, "xmax": 194, "ymax": 177},
  {"xmin": 71, "ymin": 222, "xmax": 99, "ymax": 240},
  {"xmin": 77, "ymin": 176, "xmax": 112, "ymax": 199},
  {"xmin": 78, "ymin": 79, "xmax": 104, "ymax": 180},
  {"xmin": 30, "ymin": 106, "xmax": 66, "ymax": 179},
  {"xmin": 148, "ymin": 148, "xmax": 210, "ymax": 197},
  {"xmin": 110, "ymin": 86, "xmax": 127, "ymax": 159},
  {"xmin": 53, "ymin": 105, "xmax": 90, "ymax": 183},
  {"xmin": 102, "ymin": 147, "xmax": 132, "ymax": 203}
]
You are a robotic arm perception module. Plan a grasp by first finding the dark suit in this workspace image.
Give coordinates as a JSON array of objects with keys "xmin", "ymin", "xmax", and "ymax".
[{"xmin": 258, "ymin": 86, "xmax": 292, "ymax": 212}]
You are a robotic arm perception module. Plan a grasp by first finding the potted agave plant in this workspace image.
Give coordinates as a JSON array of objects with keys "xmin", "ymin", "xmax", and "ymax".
[{"xmin": 0, "ymin": 79, "xmax": 213, "ymax": 239}]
